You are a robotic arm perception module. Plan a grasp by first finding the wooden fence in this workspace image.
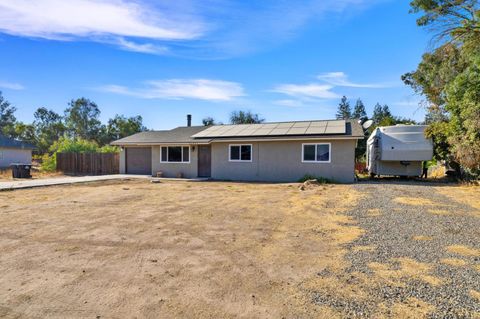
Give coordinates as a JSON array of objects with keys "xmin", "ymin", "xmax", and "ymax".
[{"xmin": 56, "ymin": 152, "xmax": 119, "ymax": 175}]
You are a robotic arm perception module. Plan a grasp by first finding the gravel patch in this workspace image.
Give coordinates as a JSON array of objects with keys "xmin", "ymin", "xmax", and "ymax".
[{"xmin": 313, "ymin": 181, "xmax": 480, "ymax": 318}]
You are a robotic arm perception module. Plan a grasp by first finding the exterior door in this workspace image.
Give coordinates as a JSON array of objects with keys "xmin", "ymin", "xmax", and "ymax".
[
  {"xmin": 197, "ymin": 145, "xmax": 211, "ymax": 177},
  {"xmin": 126, "ymin": 147, "xmax": 152, "ymax": 175}
]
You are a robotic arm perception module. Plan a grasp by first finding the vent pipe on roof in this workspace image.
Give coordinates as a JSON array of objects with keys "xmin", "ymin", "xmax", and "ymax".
[{"xmin": 187, "ymin": 114, "xmax": 192, "ymax": 127}]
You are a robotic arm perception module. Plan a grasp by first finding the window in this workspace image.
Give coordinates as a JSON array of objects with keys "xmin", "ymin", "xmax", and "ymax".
[
  {"xmin": 229, "ymin": 144, "xmax": 252, "ymax": 162},
  {"xmin": 161, "ymin": 146, "xmax": 190, "ymax": 163},
  {"xmin": 302, "ymin": 143, "xmax": 331, "ymax": 163}
]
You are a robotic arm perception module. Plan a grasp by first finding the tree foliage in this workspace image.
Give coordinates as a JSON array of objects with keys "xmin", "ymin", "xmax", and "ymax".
[
  {"xmin": 0, "ymin": 91, "xmax": 17, "ymax": 137},
  {"xmin": 230, "ymin": 110, "xmax": 265, "ymax": 124},
  {"xmin": 202, "ymin": 117, "xmax": 216, "ymax": 126},
  {"xmin": 64, "ymin": 98, "xmax": 102, "ymax": 140},
  {"xmin": 104, "ymin": 114, "xmax": 146, "ymax": 142},
  {"xmin": 33, "ymin": 107, "xmax": 66, "ymax": 153},
  {"xmin": 353, "ymin": 99, "xmax": 367, "ymax": 119},
  {"xmin": 404, "ymin": 0, "xmax": 480, "ymax": 176},
  {"xmin": 335, "ymin": 96, "xmax": 352, "ymax": 120}
]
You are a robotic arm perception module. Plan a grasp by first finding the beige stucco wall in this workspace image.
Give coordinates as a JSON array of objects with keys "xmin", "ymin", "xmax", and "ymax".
[
  {"xmin": 119, "ymin": 148, "xmax": 126, "ymax": 174},
  {"xmin": 151, "ymin": 145, "xmax": 198, "ymax": 178},
  {"xmin": 210, "ymin": 139, "xmax": 357, "ymax": 183},
  {"xmin": 0, "ymin": 147, "xmax": 32, "ymax": 168}
]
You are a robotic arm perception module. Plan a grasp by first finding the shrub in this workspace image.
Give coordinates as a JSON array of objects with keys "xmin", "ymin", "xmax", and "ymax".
[
  {"xmin": 39, "ymin": 137, "xmax": 119, "ymax": 172},
  {"xmin": 98, "ymin": 145, "xmax": 120, "ymax": 153}
]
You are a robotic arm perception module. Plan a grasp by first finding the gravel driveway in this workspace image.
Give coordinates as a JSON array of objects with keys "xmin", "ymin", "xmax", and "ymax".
[{"xmin": 313, "ymin": 181, "xmax": 480, "ymax": 318}]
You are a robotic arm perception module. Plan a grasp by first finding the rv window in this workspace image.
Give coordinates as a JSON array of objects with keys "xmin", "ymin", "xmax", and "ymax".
[
  {"xmin": 302, "ymin": 143, "xmax": 331, "ymax": 163},
  {"xmin": 229, "ymin": 144, "xmax": 252, "ymax": 162}
]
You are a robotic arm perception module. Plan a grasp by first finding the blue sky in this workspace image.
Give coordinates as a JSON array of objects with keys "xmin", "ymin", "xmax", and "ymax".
[{"xmin": 0, "ymin": 0, "xmax": 430, "ymax": 129}]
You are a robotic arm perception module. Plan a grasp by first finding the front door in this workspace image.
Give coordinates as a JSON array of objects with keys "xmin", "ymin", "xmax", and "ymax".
[{"xmin": 197, "ymin": 145, "xmax": 211, "ymax": 177}]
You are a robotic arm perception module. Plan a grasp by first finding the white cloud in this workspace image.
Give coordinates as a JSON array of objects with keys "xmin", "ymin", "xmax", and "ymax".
[
  {"xmin": 0, "ymin": 0, "xmax": 205, "ymax": 53},
  {"xmin": 317, "ymin": 72, "xmax": 393, "ymax": 88},
  {"xmin": 0, "ymin": 0, "xmax": 384, "ymax": 57},
  {"xmin": 274, "ymin": 99, "xmax": 304, "ymax": 107},
  {"xmin": 271, "ymin": 83, "xmax": 339, "ymax": 99},
  {"xmin": 100, "ymin": 79, "xmax": 245, "ymax": 101},
  {"xmin": 0, "ymin": 81, "xmax": 24, "ymax": 90},
  {"xmin": 114, "ymin": 38, "xmax": 169, "ymax": 54}
]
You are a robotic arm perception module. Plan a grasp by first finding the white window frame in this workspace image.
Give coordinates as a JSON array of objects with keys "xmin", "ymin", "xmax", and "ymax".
[
  {"xmin": 228, "ymin": 144, "xmax": 253, "ymax": 162},
  {"xmin": 160, "ymin": 145, "xmax": 191, "ymax": 163},
  {"xmin": 301, "ymin": 143, "xmax": 331, "ymax": 163}
]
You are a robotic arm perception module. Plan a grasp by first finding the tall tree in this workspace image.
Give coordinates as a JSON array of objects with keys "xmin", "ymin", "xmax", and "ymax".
[
  {"xmin": 335, "ymin": 96, "xmax": 352, "ymax": 120},
  {"xmin": 33, "ymin": 107, "xmax": 66, "ymax": 154},
  {"xmin": 353, "ymin": 99, "xmax": 367, "ymax": 119},
  {"xmin": 64, "ymin": 98, "xmax": 102, "ymax": 140},
  {"xmin": 105, "ymin": 114, "xmax": 147, "ymax": 142},
  {"xmin": 403, "ymin": 0, "xmax": 480, "ymax": 175},
  {"xmin": 12, "ymin": 122, "xmax": 36, "ymax": 145},
  {"xmin": 202, "ymin": 117, "xmax": 216, "ymax": 126},
  {"xmin": 230, "ymin": 110, "xmax": 265, "ymax": 124},
  {"xmin": 0, "ymin": 92, "xmax": 17, "ymax": 137},
  {"xmin": 409, "ymin": 0, "xmax": 480, "ymax": 45}
]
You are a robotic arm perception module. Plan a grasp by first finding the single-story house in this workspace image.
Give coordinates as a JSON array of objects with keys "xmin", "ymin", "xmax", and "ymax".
[
  {"xmin": 111, "ymin": 117, "xmax": 364, "ymax": 183},
  {"xmin": 0, "ymin": 134, "xmax": 35, "ymax": 168}
]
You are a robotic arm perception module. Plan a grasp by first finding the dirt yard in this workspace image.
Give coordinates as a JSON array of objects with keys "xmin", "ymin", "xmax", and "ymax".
[
  {"xmin": 0, "ymin": 168, "xmax": 65, "ymax": 182},
  {"xmin": 0, "ymin": 180, "xmax": 478, "ymax": 318}
]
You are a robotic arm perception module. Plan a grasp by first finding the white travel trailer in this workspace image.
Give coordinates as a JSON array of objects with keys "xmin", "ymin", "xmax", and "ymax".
[{"xmin": 367, "ymin": 125, "xmax": 433, "ymax": 177}]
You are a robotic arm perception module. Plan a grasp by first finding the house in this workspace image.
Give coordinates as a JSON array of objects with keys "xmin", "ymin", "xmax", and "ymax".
[
  {"xmin": 0, "ymin": 134, "xmax": 35, "ymax": 168},
  {"xmin": 111, "ymin": 116, "xmax": 364, "ymax": 183}
]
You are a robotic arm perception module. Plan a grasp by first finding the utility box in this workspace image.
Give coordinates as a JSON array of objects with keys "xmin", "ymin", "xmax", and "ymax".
[{"xmin": 367, "ymin": 125, "xmax": 433, "ymax": 177}]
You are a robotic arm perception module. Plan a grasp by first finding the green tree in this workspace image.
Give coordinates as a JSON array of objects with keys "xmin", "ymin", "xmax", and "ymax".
[
  {"xmin": 33, "ymin": 107, "xmax": 66, "ymax": 154},
  {"xmin": 0, "ymin": 92, "xmax": 17, "ymax": 137},
  {"xmin": 104, "ymin": 114, "xmax": 146, "ymax": 142},
  {"xmin": 64, "ymin": 98, "xmax": 102, "ymax": 140},
  {"xmin": 12, "ymin": 122, "xmax": 36, "ymax": 145},
  {"xmin": 202, "ymin": 117, "xmax": 216, "ymax": 126},
  {"xmin": 409, "ymin": 0, "xmax": 480, "ymax": 44},
  {"xmin": 403, "ymin": 0, "xmax": 480, "ymax": 176},
  {"xmin": 230, "ymin": 110, "xmax": 265, "ymax": 124},
  {"xmin": 353, "ymin": 99, "xmax": 367, "ymax": 119},
  {"xmin": 335, "ymin": 96, "xmax": 352, "ymax": 120}
]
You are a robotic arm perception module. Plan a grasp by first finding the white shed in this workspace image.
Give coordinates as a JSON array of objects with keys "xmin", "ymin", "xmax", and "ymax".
[{"xmin": 0, "ymin": 135, "xmax": 35, "ymax": 169}]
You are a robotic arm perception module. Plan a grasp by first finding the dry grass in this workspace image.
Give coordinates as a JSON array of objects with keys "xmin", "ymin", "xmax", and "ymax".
[
  {"xmin": 368, "ymin": 258, "xmax": 442, "ymax": 287},
  {"xmin": 428, "ymin": 209, "xmax": 452, "ymax": 216},
  {"xmin": 0, "ymin": 168, "xmax": 64, "ymax": 182},
  {"xmin": 413, "ymin": 235, "xmax": 434, "ymax": 241},
  {"xmin": 446, "ymin": 245, "xmax": 480, "ymax": 257},
  {"xmin": 0, "ymin": 180, "xmax": 362, "ymax": 318},
  {"xmin": 470, "ymin": 290, "xmax": 480, "ymax": 301},
  {"xmin": 393, "ymin": 197, "xmax": 436, "ymax": 206},
  {"xmin": 367, "ymin": 208, "xmax": 382, "ymax": 217},
  {"xmin": 440, "ymin": 258, "xmax": 468, "ymax": 267},
  {"xmin": 376, "ymin": 297, "xmax": 435, "ymax": 319},
  {"xmin": 436, "ymin": 186, "xmax": 480, "ymax": 212}
]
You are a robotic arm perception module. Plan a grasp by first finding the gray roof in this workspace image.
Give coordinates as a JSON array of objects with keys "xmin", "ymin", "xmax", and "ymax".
[
  {"xmin": 111, "ymin": 126, "xmax": 210, "ymax": 145},
  {"xmin": 0, "ymin": 134, "xmax": 36, "ymax": 149},
  {"xmin": 111, "ymin": 119, "xmax": 363, "ymax": 145}
]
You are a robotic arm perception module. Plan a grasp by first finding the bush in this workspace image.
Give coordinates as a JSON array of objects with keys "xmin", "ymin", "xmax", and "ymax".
[
  {"xmin": 40, "ymin": 153, "xmax": 56, "ymax": 172},
  {"xmin": 98, "ymin": 145, "xmax": 120, "ymax": 153},
  {"xmin": 39, "ymin": 137, "xmax": 119, "ymax": 172},
  {"xmin": 298, "ymin": 174, "xmax": 332, "ymax": 184}
]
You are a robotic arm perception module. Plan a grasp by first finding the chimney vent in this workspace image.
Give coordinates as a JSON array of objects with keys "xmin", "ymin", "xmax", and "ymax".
[{"xmin": 187, "ymin": 114, "xmax": 192, "ymax": 127}]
